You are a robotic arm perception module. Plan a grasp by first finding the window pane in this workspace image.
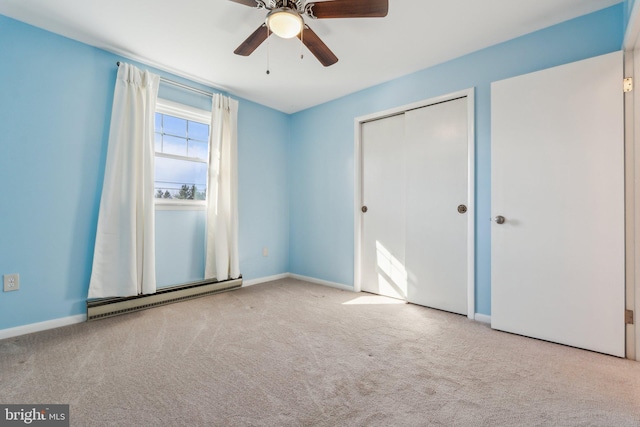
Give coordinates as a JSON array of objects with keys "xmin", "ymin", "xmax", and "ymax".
[
  {"xmin": 163, "ymin": 115, "xmax": 187, "ymax": 137},
  {"xmin": 162, "ymin": 135, "xmax": 187, "ymax": 157},
  {"xmin": 189, "ymin": 121, "xmax": 209, "ymax": 141},
  {"xmin": 188, "ymin": 140, "xmax": 208, "ymax": 160},
  {"xmin": 155, "ymin": 156, "xmax": 207, "ymax": 200},
  {"xmin": 155, "ymin": 133, "xmax": 162, "ymax": 152},
  {"xmin": 154, "ymin": 113, "xmax": 162, "ymax": 132}
]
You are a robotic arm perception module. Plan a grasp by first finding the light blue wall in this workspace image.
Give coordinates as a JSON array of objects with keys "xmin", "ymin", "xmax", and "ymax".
[
  {"xmin": 288, "ymin": 4, "xmax": 624, "ymax": 315},
  {"xmin": 237, "ymin": 100, "xmax": 290, "ymax": 280},
  {"xmin": 155, "ymin": 211, "xmax": 206, "ymax": 288},
  {"xmin": 0, "ymin": 15, "xmax": 289, "ymax": 329},
  {"xmin": 0, "ymin": 16, "xmax": 112, "ymax": 329}
]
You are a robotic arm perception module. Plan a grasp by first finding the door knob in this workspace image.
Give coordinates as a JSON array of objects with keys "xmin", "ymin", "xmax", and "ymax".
[
  {"xmin": 457, "ymin": 204, "xmax": 467, "ymax": 214},
  {"xmin": 361, "ymin": 206, "xmax": 368, "ymax": 213},
  {"xmin": 494, "ymin": 215, "xmax": 506, "ymax": 224}
]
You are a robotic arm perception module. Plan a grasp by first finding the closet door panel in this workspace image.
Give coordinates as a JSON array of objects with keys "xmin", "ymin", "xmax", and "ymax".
[
  {"xmin": 405, "ymin": 98, "xmax": 469, "ymax": 314},
  {"xmin": 361, "ymin": 115, "xmax": 407, "ymax": 299}
]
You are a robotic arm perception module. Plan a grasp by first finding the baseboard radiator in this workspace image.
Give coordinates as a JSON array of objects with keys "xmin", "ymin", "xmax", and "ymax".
[{"xmin": 86, "ymin": 277, "xmax": 242, "ymax": 321}]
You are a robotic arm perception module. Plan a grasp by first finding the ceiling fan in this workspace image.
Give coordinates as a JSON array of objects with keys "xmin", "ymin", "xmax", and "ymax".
[{"xmin": 230, "ymin": 0, "xmax": 389, "ymax": 67}]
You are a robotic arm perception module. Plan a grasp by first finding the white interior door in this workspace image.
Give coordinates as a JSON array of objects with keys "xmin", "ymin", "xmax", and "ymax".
[
  {"xmin": 491, "ymin": 51, "xmax": 625, "ymax": 357},
  {"xmin": 361, "ymin": 114, "xmax": 407, "ymax": 299},
  {"xmin": 405, "ymin": 99, "xmax": 469, "ymax": 314}
]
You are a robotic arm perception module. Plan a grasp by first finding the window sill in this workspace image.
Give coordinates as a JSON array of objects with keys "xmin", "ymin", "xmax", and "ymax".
[{"xmin": 155, "ymin": 200, "xmax": 206, "ymax": 211}]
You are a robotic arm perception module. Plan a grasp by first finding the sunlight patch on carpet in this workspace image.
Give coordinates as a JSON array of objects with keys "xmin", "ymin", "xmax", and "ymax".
[{"xmin": 342, "ymin": 295, "xmax": 406, "ymax": 305}]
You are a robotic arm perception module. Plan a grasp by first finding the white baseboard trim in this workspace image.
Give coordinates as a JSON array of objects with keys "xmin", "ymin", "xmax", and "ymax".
[
  {"xmin": 242, "ymin": 273, "xmax": 354, "ymax": 292},
  {"xmin": 242, "ymin": 273, "xmax": 290, "ymax": 287},
  {"xmin": 474, "ymin": 313, "xmax": 491, "ymax": 324},
  {"xmin": 288, "ymin": 273, "xmax": 354, "ymax": 292},
  {"xmin": 0, "ymin": 314, "xmax": 86, "ymax": 341}
]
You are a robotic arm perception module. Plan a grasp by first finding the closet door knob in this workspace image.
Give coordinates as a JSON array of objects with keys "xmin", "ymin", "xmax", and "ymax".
[
  {"xmin": 494, "ymin": 215, "xmax": 506, "ymax": 224},
  {"xmin": 361, "ymin": 206, "xmax": 368, "ymax": 213}
]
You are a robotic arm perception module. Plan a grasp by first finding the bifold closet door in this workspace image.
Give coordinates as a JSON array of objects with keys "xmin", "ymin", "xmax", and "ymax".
[
  {"xmin": 361, "ymin": 114, "xmax": 407, "ymax": 299},
  {"xmin": 405, "ymin": 99, "xmax": 468, "ymax": 315},
  {"xmin": 491, "ymin": 51, "xmax": 624, "ymax": 357}
]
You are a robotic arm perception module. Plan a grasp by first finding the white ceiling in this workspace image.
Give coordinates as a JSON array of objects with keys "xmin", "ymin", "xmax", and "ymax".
[{"xmin": 0, "ymin": 0, "xmax": 621, "ymax": 113}]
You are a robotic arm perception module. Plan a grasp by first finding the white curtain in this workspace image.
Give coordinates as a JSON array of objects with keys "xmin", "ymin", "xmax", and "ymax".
[
  {"xmin": 205, "ymin": 94, "xmax": 240, "ymax": 281},
  {"xmin": 88, "ymin": 63, "xmax": 160, "ymax": 298}
]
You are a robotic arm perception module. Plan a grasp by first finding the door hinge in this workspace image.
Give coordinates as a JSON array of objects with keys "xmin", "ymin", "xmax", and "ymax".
[
  {"xmin": 626, "ymin": 309, "xmax": 634, "ymax": 325},
  {"xmin": 624, "ymin": 77, "xmax": 633, "ymax": 93}
]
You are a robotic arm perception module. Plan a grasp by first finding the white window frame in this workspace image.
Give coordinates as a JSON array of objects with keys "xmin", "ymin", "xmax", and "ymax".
[{"xmin": 155, "ymin": 98, "xmax": 211, "ymax": 211}]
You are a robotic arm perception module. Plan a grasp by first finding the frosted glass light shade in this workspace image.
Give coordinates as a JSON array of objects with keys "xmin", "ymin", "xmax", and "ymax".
[{"xmin": 266, "ymin": 9, "xmax": 303, "ymax": 39}]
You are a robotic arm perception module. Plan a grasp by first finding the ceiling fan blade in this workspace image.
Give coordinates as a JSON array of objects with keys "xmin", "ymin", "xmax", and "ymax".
[
  {"xmin": 234, "ymin": 24, "xmax": 270, "ymax": 56},
  {"xmin": 308, "ymin": 0, "xmax": 388, "ymax": 18},
  {"xmin": 229, "ymin": 0, "xmax": 261, "ymax": 7},
  {"xmin": 298, "ymin": 26, "xmax": 338, "ymax": 67}
]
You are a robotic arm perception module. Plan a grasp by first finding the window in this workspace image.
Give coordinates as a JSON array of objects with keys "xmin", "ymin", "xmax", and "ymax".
[{"xmin": 154, "ymin": 99, "xmax": 211, "ymax": 207}]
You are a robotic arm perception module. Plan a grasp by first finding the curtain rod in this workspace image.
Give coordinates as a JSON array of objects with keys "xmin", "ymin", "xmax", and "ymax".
[{"xmin": 116, "ymin": 61, "xmax": 213, "ymax": 98}]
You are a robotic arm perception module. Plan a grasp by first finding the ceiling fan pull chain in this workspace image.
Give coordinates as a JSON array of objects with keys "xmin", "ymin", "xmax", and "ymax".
[
  {"xmin": 300, "ymin": 26, "xmax": 304, "ymax": 60},
  {"xmin": 266, "ymin": 25, "xmax": 271, "ymax": 75}
]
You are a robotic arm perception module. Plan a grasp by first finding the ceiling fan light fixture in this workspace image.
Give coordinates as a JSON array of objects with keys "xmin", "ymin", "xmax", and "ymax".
[{"xmin": 266, "ymin": 8, "xmax": 303, "ymax": 39}]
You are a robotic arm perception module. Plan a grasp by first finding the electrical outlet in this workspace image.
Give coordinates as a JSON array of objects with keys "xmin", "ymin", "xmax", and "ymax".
[
  {"xmin": 262, "ymin": 247, "xmax": 269, "ymax": 257},
  {"xmin": 4, "ymin": 273, "xmax": 20, "ymax": 292}
]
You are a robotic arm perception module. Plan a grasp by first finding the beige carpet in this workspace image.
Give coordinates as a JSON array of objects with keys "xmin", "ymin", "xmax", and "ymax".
[{"xmin": 0, "ymin": 278, "xmax": 639, "ymax": 426}]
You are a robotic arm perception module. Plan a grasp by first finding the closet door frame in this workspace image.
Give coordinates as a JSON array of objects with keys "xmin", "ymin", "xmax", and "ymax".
[{"xmin": 354, "ymin": 88, "xmax": 476, "ymax": 319}]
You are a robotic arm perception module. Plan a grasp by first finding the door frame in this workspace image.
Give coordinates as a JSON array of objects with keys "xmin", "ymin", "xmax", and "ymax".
[
  {"xmin": 353, "ymin": 88, "xmax": 476, "ymax": 319},
  {"xmin": 623, "ymin": 1, "xmax": 640, "ymax": 361}
]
